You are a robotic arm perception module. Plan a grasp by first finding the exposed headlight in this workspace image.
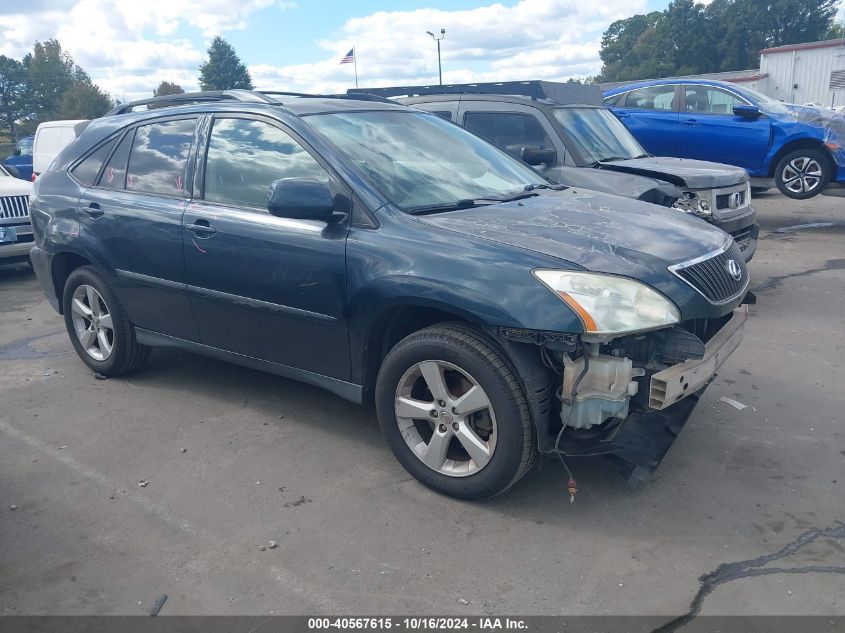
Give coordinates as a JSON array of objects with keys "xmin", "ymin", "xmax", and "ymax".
[
  {"xmin": 533, "ymin": 270, "xmax": 681, "ymax": 335},
  {"xmin": 672, "ymin": 192, "xmax": 712, "ymax": 217}
]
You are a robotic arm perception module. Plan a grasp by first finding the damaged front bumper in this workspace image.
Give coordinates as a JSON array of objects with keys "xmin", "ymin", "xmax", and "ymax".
[
  {"xmin": 551, "ymin": 306, "xmax": 748, "ymax": 485},
  {"xmin": 649, "ymin": 306, "xmax": 747, "ymax": 409}
]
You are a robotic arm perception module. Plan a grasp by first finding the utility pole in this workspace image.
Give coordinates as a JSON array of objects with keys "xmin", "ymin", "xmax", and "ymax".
[{"xmin": 426, "ymin": 29, "xmax": 446, "ymax": 85}]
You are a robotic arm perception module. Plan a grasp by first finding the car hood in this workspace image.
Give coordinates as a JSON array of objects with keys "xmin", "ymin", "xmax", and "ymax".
[
  {"xmin": 417, "ymin": 188, "xmax": 728, "ymax": 278},
  {"xmin": 0, "ymin": 177, "xmax": 33, "ymax": 196},
  {"xmin": 598, "ymin": 157, "xmax": 748, "ymax": 189},
  {"xmin": 545, "ymin": 165, "xmax": 682, "ymax": 203}
]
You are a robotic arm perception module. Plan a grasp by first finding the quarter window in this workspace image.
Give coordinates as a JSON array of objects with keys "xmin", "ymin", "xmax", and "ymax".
[
  {"xmin": 684, "ymin": 87, "xmax": 746, "ymax": 114},
  {"xmin": 203, "ymin": 118, "xmax": 329, "ymax": 209},
  {"xmin": 624, "ymin": 86, "xmax": 676, "ymax": 111},
  {"xmin": 463, "ymin": 112, "xmax": 553, "ymax": 158},
  {"xmin": 98, "ymin": 131, "xmax": 133, "ymax": 190},
  {"xmin": 126, "ymin": 119, "xmax": 195, "ymax": 196},
  {"xmin": 72, "ymin": 137, "xmax": 117, "ymax": 186}
]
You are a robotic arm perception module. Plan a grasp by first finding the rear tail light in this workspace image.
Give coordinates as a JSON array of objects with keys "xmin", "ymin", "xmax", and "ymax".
[{"xmin": 31, "ymin": 172, "xmax": 37, "ymax": 182}]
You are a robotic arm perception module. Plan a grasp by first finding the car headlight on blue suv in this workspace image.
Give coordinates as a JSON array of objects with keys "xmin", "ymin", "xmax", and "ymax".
[
  {"xmin": 672, "ymin": 192, "xmax": 712, "ymax": 217},
  {"xmin": 533, "ymin": 270, "xmax": 681, "ymax": 335}
]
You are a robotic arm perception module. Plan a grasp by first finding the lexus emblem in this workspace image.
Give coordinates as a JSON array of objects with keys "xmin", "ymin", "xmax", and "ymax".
[
  {"xmin": 726, "ymin": 259, "xmax": 742, "ymax": 281},
  {"xmin": 729, "ymin": 192, "xmax": 742, "ymax": 209}
]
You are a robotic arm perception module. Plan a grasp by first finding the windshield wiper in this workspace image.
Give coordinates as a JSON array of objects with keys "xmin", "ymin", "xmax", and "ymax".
[
  {"xmin": 597, "ymin": 156, "xmax": 630, "ymax": 163},
  {"xmin": 524, "ymin": 183, "xmax": 566, "ymax": 191},
  {"xmin": 407, "ymin": 191, "xmax": 539, "ymax": 215}
]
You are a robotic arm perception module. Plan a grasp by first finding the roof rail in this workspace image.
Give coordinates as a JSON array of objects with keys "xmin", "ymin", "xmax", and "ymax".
[
  {"xmin": 348, "ymin": 80, "xmax": 603, "ymax": 106},
  {"xmin": 259, "ymin": 90, "xmax": 397, "ymax": 104},
  {"xmin": 104, "ymin": 90, "xmax": 274, "ymax": 116}
]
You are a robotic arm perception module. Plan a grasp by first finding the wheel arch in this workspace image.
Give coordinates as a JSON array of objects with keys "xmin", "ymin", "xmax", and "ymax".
[
  {"xmin": 360, "ymin": 302, "xmax": 482, "ymax": 401},
  {"xmin": 767, "ymin": 138, "xmax": 835, "ymax": 178},
  {"xmin": 359, "ymin": 302, "xmax": 555, "ymax": 451},
  {"xmin": 50, "ymin": 251, "xmax": 97, "ymax": 314}
]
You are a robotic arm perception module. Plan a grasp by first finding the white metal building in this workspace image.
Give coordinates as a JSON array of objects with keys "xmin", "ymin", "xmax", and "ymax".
[{"xmin": 756, "ymin": 39, "xmax": 845, "ymax": 107}]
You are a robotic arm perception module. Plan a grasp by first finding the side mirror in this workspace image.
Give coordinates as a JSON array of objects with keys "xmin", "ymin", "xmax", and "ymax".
[
  {"xmin": 267, "ymin": 178, "xmax": 334, "ymax": 221},
  {"xmin": 5, "ymin": 165, "xmax": 21, "ymax": 179},
  {"xmin": 14, "ymin": 147, "xmax": 21, "ymax": 156},
  {"xmin": 521, "ymin": 146, "xmax": 557, "ymax": 166},
  {"xmin": 733, "ymin": 104, "xmax": 761, "ymax": 119}
]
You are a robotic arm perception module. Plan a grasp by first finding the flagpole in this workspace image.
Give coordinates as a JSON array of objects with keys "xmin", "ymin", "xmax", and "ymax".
[{"xmin": 353, "ymin": 45, "xmax": 358, "ymax": 88}]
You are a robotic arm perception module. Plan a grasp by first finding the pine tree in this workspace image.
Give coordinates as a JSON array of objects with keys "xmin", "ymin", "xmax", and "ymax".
[{"xmin": 198, "ymin": 36, "xmax": 253, "ymax": 91}]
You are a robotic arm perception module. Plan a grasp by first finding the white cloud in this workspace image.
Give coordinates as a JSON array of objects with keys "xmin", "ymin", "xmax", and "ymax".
[
  {"xmin": 0, "ymin": 0, "xmax": 641, "ymax": 102},
  {"xmin": 251, "ymin": 0, "xmax": 643, "ymax": 93},
  {"xmin": 0, "ymin": 0, "xmax": 296, "ymax": 100}
]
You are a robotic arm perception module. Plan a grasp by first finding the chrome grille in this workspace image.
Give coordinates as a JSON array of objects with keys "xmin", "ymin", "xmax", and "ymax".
[
  {"xmin": 670, "ymin": 241, "xmax": 749, "ymax": 305},
  {"xmin": 0, "ymin": 195, "xmax": 29, "ymax": 220}
]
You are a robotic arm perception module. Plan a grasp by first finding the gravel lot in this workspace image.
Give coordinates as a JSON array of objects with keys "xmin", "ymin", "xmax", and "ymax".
[{"xmin": 1, "ymin": 191, "xmax": 843, "ymax": 617}]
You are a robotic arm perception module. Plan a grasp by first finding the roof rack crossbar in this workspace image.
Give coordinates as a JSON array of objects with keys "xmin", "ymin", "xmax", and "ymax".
[
  {"xmin": 105, "ymin": 90, "xmax": 274, "ymax": 116},
  {"xmin": 348, "ymin": 80, "xmax": 603, "ymax": 106}
]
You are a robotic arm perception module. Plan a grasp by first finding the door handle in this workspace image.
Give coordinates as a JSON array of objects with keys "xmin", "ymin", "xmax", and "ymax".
[
  {"xmin": 682, "ymin": 118, "xmax": 699, "ymax": 126},
  {"xmin": 82, "ymin": 202, "xmax": 104, "ymax": 218},
  {"xmin": 185, "ymin": 219, "xmax": 217, "ymax": 238}
]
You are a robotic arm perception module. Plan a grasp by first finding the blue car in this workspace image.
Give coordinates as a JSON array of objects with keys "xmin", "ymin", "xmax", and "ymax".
[
  {"xmin": 3, "ymin": 136, "xmax": 34, "ymax": 181},
  {"xmin": 603, "ymin": 79, "xmax": 845, "ymax": 199}
]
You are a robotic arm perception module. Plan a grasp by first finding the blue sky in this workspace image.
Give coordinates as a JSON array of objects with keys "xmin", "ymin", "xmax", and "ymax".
[{"xmin": 0, "ymin": 0, "xmax": 841, "ymax": 99}]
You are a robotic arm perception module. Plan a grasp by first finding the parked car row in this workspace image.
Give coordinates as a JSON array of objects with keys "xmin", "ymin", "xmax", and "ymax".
[
  {"xmin": 28, "ymin": 88, "xmax": 753, "ymax": 499},
  {"xmin": 3, "ymin": 120, "xmax": 88, "ymax": 182},
  {"xmin": 354, "ymin": 81, "xmax": 759, "ymax": 261}
]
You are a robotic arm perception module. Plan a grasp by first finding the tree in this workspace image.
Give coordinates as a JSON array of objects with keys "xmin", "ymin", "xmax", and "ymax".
[
  {"xmin": 154, "ymin": 81, "xmax": 185, "ymax": 96},
  {"xmin": 828, "ymin": 22, "xmax": 844, "ymax": 39},
  {"xmin": 58, "ymin": 82, "xmax": 113, "ymax": 119},
  {"xmin": 198, "ymin": 36, "xmax": 253, "ymax": 90},
  {"xmin": 0, "ymin": 56, "xmax": 29, "ymax": 139},
  {"xmin": 23, "ymin": 39, "xmax": 79, "ymax": 121},
  {"xmin": 598, "ymin": 0, "xmax": 841, "ymax": 82}
]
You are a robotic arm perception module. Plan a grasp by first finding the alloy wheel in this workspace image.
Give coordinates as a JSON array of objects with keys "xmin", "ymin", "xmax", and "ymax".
[
  {"xmin": 781, "ymin": 157, "xmax": 823, "ymax": 195},
  {"xmin": 70, "ymin": 284, "xmax": 114, "ymax": 361},
  {"xmin": 394, "ymin": 360, "xmax": 497, "ymax": 477}
]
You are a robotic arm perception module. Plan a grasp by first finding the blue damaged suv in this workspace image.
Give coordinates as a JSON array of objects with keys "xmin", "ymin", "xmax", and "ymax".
[
  {"xmin": 604, "ymin": 79, "xmax": 845, "ymax": 199},
  {"xmin": 29, "ymin": 90, "xmax": 752, "ymax": 499}
]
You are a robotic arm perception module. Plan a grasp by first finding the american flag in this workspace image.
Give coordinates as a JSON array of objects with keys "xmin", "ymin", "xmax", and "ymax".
[{"xmin": 340, "ymin": 48, "xmax": 355, "ymax": 64}]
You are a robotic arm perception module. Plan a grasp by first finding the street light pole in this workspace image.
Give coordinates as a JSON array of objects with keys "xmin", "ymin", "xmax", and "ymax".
[{"xmin": 426, "ymin": 29, "xmax": 446, "ymax": 85}]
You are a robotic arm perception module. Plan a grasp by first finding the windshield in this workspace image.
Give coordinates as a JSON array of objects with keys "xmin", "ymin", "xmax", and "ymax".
[
  {"xmin": 305, "ymin": 110, "xmax": 548, "ymax": 211},
  {"xmin": 737, "ymin": 85, "xmax": 789, "ymax": 113},
  {"xmin": 552, "ymin": 107, "xmax": 647, "ymax": 164}
]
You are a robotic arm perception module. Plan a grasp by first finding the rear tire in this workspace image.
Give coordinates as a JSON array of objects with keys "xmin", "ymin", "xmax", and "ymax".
[
  {"xmin": 774, "ymin": 148, "xmax": 830, "ymax": 199},
  {"xmin": 375, "ymin": 323, "xmax": 536, "ymax": 499},
  {"xmin": 62, "ymin": 266, "xmax": 149, "ymax": 376}
]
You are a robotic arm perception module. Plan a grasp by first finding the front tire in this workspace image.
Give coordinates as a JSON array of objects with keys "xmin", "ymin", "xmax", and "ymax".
[
  {"xmin": 375, "ymin": 323, "xmax": 536, "ymax": 499},
  {"xmin": 62, "ymin": 266, "xmax": 149, "ymax": 376},
  {"xmin": 774, "ymin": 149, "xmax": 830, "ymax": 199}
]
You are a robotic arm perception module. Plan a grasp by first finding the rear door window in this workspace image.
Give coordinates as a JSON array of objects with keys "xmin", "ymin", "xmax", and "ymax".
[
  {"xmin": 463, "ymin": 111, "xmax": 553, "ymax": 158},
  {"xmin": 624, "ymin": 85, "xmax": 676, "ymax": 111},
  {"xmin": 71, "ymin": 138, "xmax": 117, "ymax": 186},
  {"xmin": 126, "ymin": 119, "xmax": 196, "ymax": 196},
  {"xmin": 98, "ymin": 131, "xmax": 134, "ymax": 190}
]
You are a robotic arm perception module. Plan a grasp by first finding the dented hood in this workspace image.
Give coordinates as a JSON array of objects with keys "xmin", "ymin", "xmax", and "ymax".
[
  {"xmin": 598, "ymin": 156, "xmax": 748, "ymax": 189},
  {"xmin": 418, "ymin": 188, "xmax": 728, "ymax": 278}
]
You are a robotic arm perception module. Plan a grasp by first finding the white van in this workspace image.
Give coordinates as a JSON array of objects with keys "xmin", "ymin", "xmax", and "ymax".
[{"xmin": 32, "ymin": 120, "xmax": 88, "ymax": 180}]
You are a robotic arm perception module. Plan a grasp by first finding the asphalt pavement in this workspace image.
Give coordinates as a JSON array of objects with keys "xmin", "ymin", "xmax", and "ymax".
[{"xmin": 1, "ymin": 191, "xmax": 843, "ymax": 617}]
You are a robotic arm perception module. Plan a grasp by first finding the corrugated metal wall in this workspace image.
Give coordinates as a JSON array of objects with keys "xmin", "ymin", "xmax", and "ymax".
[{"xmin": 760, "ymin": 44, "xmax": 845, "ymax": 106}]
